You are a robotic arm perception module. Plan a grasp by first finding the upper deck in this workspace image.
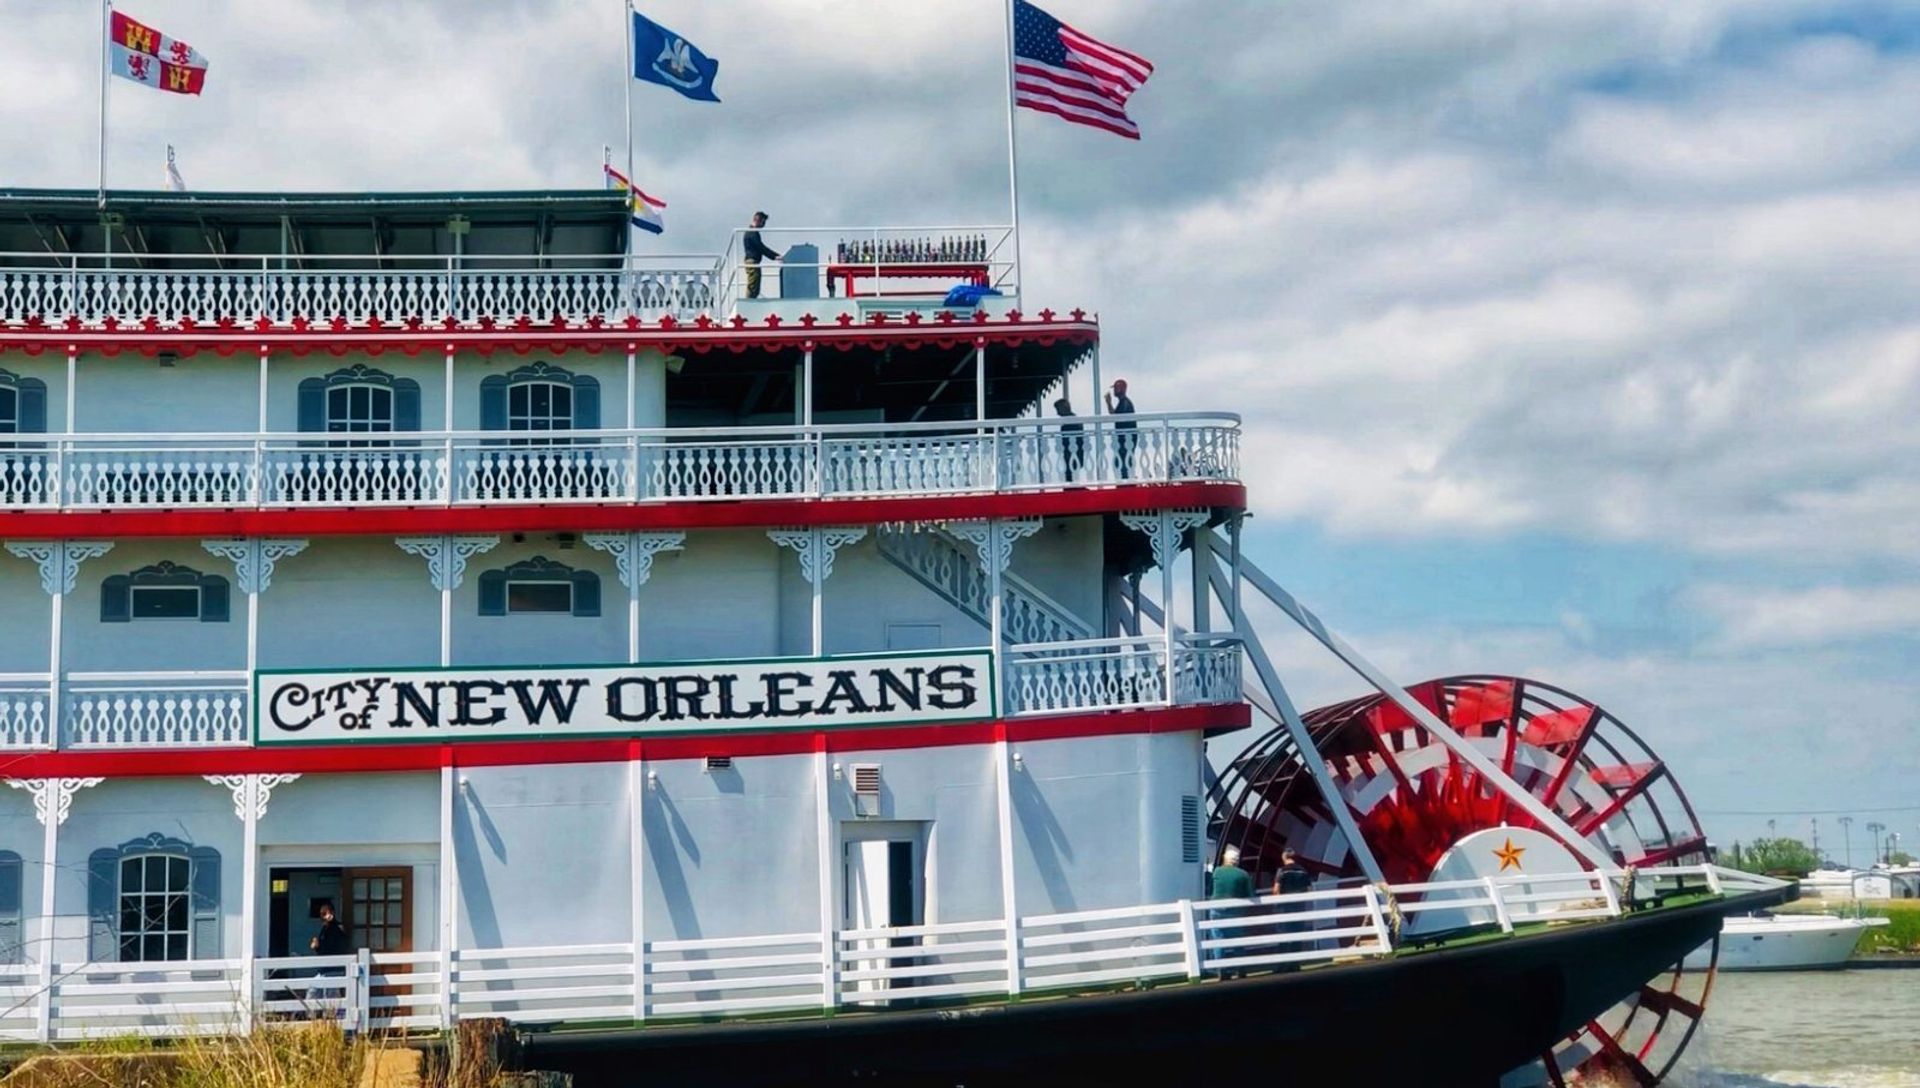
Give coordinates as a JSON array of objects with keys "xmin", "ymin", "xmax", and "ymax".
[{"xmin": 0, "ymin": 188, "xmax": 1019, "ymax": 331}]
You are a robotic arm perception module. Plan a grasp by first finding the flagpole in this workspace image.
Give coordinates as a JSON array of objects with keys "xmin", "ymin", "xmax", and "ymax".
[
  {"xmin": 1001, "ymin": 0, "xmax": 1023, "ymax": 297},
  {"xmin": 623, "ymin": 0, "xmax": 636, "ymax": 257},
  {"xmin": 98, "ymin": 0, "xmax": 112, "ymax": 210}
]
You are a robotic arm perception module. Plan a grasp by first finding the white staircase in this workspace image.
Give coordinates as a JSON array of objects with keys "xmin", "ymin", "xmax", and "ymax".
[{"xmin": 875, "ymin": 527, "xmax": 1094, "ymax": 646}]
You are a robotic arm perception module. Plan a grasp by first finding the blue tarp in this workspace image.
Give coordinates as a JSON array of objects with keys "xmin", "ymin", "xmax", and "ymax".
[{"xmin": 943, "ymin": 284, "xmax": 1004, "ymax": 308}]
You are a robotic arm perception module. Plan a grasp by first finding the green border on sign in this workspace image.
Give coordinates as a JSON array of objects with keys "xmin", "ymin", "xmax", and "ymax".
[{"xmin": 253, "ymin": 647, "xmax": 1000, "ymax": 748}]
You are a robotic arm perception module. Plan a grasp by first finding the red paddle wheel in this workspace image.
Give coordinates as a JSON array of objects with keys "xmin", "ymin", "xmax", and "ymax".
[{"xmin": 1210, "ymin": 676, "xmax": 1719, "ymax": 1085}]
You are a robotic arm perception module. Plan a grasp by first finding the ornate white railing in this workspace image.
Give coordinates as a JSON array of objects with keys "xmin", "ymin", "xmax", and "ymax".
[
  {"xmin": 61, "ymin": 672, "xmax": 250, "ymax": 750},
  {"xmin": 0, "ymin": 414, "xmax": 1239, "ymax": 512},
  {"xmin": 0, "ymin": 865, "xmax": 1780, "ymax": 1043},
  {"xmin": 0, "ymin": 677, "xmax": 51, "ymax": 750},
  {"xmin": 0, "ymin": 254, "xmax": 722, "ymax": 327}
]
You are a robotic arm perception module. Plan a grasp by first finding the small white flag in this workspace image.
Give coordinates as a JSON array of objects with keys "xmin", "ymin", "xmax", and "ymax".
[{"xmin": 164, "ymin": 145, "xmax": 186, "ymax": 192}]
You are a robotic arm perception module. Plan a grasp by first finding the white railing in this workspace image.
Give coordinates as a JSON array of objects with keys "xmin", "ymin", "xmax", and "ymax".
[
  {"xmin": 718, "ymin": 226, "xmax": 1017, "ymax": 305},
  {"xmin": 62, "ymin": 672, "xmax": 250, "ymax": 750},
  {"xmin": 0, "ymin": 252, "xmax": 722, "ymax": 327},
  {"xmin": 0, "ymin": 675, "xmax": 52, "ymax": 750},
  {"xmin": 1006, "ymin": 636, "xmax": 1168, "ymax": 715},
  {"xmin": 0, "ymin": 415, "xmax": 1239, "ymax": 512},
  {"xmin": 0, "ymin": 865, "xmax": 1778, "ymax": 1043}
]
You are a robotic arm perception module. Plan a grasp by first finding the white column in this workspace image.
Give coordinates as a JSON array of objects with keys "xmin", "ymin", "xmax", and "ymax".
[
  {"xmin": 439, "ymin": 765, "xmax": 458, "ymax": 1028},
  {"xmin": 813, "ymin": 747, "xmax": 837, "ymax": 1009},
  {"xmin": 1120, "ymin": 511, "xmax": 1209, "ymax": 705},
  {"xmin": 7, "ymin": 777, "xmax": 101, "ymax": 1042},
  {"xmin": 975, "ymin": 342, "xmax": 987, "ymax": 421},
  {"xmin": 946, "ymin": 518, "xmax": 1042, "ymax": 707},
  {"xmin": 585, "ymin": 531, "xmax": 684, "ymax": 664},
  {"xmin": 992, "ymin": 737, "xmax": 1022, "ymax": 995},
  {"xmin": 202, "ymin": 539, "xmax": 308, "ymax": 681},
  {"xmin": 64, "ymin": 345, "xmax": 77, "ymax": 433},
  {"xmin": 628, "ymin": 755, "xmax": 647, "ymax": 1020},
  {"xmin": 396, "ymin": 536, "xmax": 498, "ymax": 668},
  {"xmin": 801, "ymin": 347, "xmax": 814, "ymax": 426},
  {"xmin": 6, "ymin": 542, "xmax": 114, "ymax": 750},
  {"xmin": 768, "ymin": 528, "xmax": 866, "ymax": 657},
  {"xmin": 203, "ymin": 774, "xmax": 299, "ymax": 1030},
  {"xmin": 256, "ymin": 346, "xmax": 269, "ymax": 432},
  {"xmin": 625, "ymin": 344, "xmax": 637, "ymax": 429},
  {"xmin": 443, "ymin": 345, "xmax": 457, "ymax": 503}
]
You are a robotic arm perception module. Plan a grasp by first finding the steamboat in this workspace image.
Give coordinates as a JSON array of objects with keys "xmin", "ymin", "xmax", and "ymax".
[{"xmin": 0, "ymin": 188, "xmax": 1784, "ymax": 1085}]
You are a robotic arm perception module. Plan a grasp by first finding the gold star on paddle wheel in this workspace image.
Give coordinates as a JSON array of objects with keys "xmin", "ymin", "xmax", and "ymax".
[{"xmin": 1493, "ymin": 837, "xmax": 1526, "ymax": 872}]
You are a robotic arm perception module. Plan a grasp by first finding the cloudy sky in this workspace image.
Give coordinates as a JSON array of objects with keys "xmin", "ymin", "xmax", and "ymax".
[{"xmin": 3, "ymin": 0, "xmax": 1916, "ymax": 857}]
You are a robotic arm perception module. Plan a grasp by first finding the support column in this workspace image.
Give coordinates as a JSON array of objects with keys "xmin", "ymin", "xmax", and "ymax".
[
  {"xmin": 442, "ymin": 345, "xmax": 457, "ymax": 503},
  {"xmin": 203, "ymin": 774, "xmax": 300, "ymax": 1030},
  {"xmin": 439, "ymin": 765, "xmax": 458, "ymax": 1028},
  {"xmin": 396, "ymin": 536, "xmax": 498, "ymax": 667},
  {"xmin": 202, "ymin": 539, "xmax": 308, "ymax": 680},
  {"xmin": 628, "ymin": 752, "xmax": 647, "ymax": 1020},
  {"xmin": 7, "ymin": 777, "xmax": 101, "ymax": 1042},
  {"xmin": 1121, "ymin": 510, "xmax": 1210, "ymax": 704},
  {"xmin": 992, "ymin": 734, "xmax": 1022, "ymax": 995},
  {"xmin": 813, "ymin": 744, "xmax": 837, "ymax": 1009},
  {"xmin": 256, "ymin": 345, "xmax": 270, "ymax": 432},
  {"xmin": 946, "ymin": 518, "xmax": 1042, "ymax": 709},
  {"xmin": 585, "ymin": 531, "xmax": 685, "ymax": 664},
  {"xmin": 801, "ymin": 347, "xmax": 814, "ymax": 426},
  {"xmin": 768, "ymin": 527, "xmax": 866, "ymax": 657},
  {"xmin": 1228, "ymin": 514, "xmax": 1243, "ymax": 631},
  {"xmin": 6, "ymin": 542, "xmax": 114, "ymax": 750},
  {"xmin": 1191, "ymin": 526, "xmax": 1213, "ymax": 636},
  {"xmin": 975, "ymin": 342, "xmax": 987, "ymax": 422}
]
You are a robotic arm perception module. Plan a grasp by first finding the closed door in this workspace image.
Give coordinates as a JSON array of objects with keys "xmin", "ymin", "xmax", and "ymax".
[{"xmin": 343, "ymin": 867, "xmax": 412, "ymax": 954}]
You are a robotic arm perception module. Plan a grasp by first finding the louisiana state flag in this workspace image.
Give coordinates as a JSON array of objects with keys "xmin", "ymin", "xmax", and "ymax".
[{"xmin": 631, "ymin": 11, "xmax": 719, "ymax": 103}]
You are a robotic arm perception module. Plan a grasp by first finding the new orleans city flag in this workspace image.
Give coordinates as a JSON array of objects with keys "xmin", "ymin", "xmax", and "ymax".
[
  {"xmin": 604, "ymin": 164, "xmax": 666, "ymax": 235},
  {"xmin": 109, "ymin": 10, "xmax": 209, "ymax": 96}
]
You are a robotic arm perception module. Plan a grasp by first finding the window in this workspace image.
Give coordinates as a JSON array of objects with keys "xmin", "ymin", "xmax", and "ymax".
[
  {"xmin": 0, "ymin": 368, "xmax": 47, "ymax": 445},
  {"xmin": 101, "ymin": 562, "xmax": 230, "ymax": 623},
  {"xmin": 480, "ymin": 363, "xmax": 599, "ymax": 440},
  {"xmin": 297, "ymin": 365, "xmax": 421, "ymax": 446},
  {"xmin": 0, "ymin": 850, "xmax": 21, "ymax": 966},
  {"xmin": 118, "ymin": 854, "xmax": 192, "ymax": 962},
  {"xmin": 478, "ymin": 556, "xmax": 601, "ymax": 618},
  {"xmin": 87, "ymin": 836, "xmax": 220, "ymax": 963}
]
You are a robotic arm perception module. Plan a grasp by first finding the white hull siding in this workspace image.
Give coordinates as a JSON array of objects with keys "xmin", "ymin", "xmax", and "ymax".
[{"xmin": 2, "ymin": 734, "xmax": 1205, "ymax": 967}]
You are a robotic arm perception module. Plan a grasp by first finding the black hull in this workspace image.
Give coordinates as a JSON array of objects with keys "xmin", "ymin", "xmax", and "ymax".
[{"xmin": 526, "ymin": 890, "xmax": 1782, "ymax": 1088}]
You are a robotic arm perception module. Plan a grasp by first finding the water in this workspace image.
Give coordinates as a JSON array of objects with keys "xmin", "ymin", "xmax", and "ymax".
[{"xmin": 1671, "ymin": 970, "xmax": 1920, "ymax": 1088}]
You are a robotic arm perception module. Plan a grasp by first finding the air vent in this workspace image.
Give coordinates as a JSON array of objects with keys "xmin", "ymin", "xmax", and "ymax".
[
  {"xmin": 852, "ymin": 763, "xmax": 882, "ymax": 817},
  {"xmin": 703, "ymin": 755, "xmax": 732, "ymax": 773},
  {"xmin": 1180, "ymin": 795, "xmax": 1202, "ymax": 864}
]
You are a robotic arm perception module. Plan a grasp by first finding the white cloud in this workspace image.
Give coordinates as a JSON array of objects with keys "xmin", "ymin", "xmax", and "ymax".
[{"xmin": 1691, "ymin": 583, "xmax": 1920, "ymax": 649}]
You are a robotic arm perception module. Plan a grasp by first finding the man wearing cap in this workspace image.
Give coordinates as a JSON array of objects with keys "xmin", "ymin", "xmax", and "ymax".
[
  {"xmin": 742, "ymin": 211, "xmax": 784, "ymax": 300},
  {"xmin": 1104, "ymin": 379, "xmax": 1137, "ymax": 478}
]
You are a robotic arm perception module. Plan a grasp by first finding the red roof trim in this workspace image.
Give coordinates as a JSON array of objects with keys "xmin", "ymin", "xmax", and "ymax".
[
  {"xmin": 0, "ymin": 482, "xmax": 1246, "ymax": 539},
  {"xmin": 0, "ymin": 316, "xmax": 1098, "ymax": 358},
  {"xmin": 0, "ymin": 703, "xmax": 1248, "ymax": 780}
]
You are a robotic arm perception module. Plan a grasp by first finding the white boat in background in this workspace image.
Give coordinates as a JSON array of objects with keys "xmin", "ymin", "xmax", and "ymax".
[{"xmin": 1686, "ymin": 912, "xmax": 1891, "ymax": 971}]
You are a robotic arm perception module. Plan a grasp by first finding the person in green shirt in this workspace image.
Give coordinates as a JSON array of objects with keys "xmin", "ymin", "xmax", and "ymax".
[{"xmin": 1210, "ymin": 844, "xmax": 1254, "ymax": 899}]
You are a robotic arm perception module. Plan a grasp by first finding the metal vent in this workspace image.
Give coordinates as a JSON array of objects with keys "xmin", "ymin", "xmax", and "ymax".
[
  {"xmin": 1180, "ymin": 795, "xmax": 1202, "ymax": 864},
  {"xmin": 852, "ymin": 763, "xmax": 882, "ymax": 817},
  {"xmin": 703, "ymin": 755, "xmax": 732, "ymax": 773}
]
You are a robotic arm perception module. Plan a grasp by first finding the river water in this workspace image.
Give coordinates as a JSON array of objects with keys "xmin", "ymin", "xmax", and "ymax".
[{"xmin": 1670, "ymin": 970, "xmax": 1920, "ymax": 1088}]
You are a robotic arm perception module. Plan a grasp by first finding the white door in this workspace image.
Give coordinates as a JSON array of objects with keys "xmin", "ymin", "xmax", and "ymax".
[{"xmin": 841, "ymin": 825, "xmax": 924, "ymax": 999}]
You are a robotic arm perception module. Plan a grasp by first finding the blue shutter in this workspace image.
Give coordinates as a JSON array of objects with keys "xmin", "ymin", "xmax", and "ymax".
[
  {"xmin": 572, "ymin": 375, "xmax": 601, "ymax": 430},
  {"xmin": 571, "ymin": 570, "xmax": 601, "ymax": 618},
  {"xmin": 297, "ymin": 378, "xmax": 325, "ymax": 433},
  {"xmin": 394, "ymin": 378, "xmax": 422, "ymax": 432},
  {"xmin": 188, "ymin": 846, "xmax": 221, "ymax": 960},
  {"xmin": 478, "ymin": 569, "xmax": 506, "ymax": 616},
  {"xmin": 18, "ymin": 379, "xmax": 46, "ymax": 434},
  {"xmin": 199, "ymin": 575, "xmax": 231, "ymax": 623},
  {"xmin": 0, "ymin": 852, "xmax": 21, "ymax": 965},
  {"xmin": 87, "ymin": 848, "xmax": 118, "ymax": 962},
  {"xmin": 480, "ymin": 376, "xmax": 507, "ymax": 431},
  {"xmin": 100, "ymin": 575, "xmax": 131, "ymax": 623}
]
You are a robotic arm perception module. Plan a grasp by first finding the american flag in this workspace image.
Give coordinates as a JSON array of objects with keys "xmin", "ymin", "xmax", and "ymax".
[{"xmin": 1012, "ymin": 0, "xmax": 1154, "ymax": 140}]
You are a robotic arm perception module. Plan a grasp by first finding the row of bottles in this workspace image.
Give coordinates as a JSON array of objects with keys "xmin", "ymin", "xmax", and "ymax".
[{"xmin": 834, "ymin": 236, "xmax": 990, "ymax": 265}]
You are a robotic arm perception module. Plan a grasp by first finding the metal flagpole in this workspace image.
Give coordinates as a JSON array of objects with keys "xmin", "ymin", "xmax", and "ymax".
[
  {"xmin": 98, "ymin": 0, "xmax": 112, "ymax": 209},
  {"xmin": 1001, "ymin": 0, "xmax": 1022, "ymax": 296},
  {"xmin": 623, "ymin": 0, "xmax": 637, "ymax": 253}
]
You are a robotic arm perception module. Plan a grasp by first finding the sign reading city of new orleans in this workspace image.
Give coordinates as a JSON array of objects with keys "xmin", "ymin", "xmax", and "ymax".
[{"xmin": 254, "ymin": 651, "xmax": 995, "ymax": 747}]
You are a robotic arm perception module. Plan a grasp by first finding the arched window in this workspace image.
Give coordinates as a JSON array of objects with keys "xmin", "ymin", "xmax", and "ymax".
[
  {"xmin": 0, "ymin": 850, "xmax": 22, "ymax": 966},
  {"xmin": 298, "ymin": 365, "xmax": 422, "ymax": 447},
  {"xmin": 100, "ymin": 561, "xmax": 231, "ymax": 623},
  {"xmin": 0, "ymin": 368, "xmax": 47, "ymax": 438},
  {"xmin": 477, "ymin": 556, "xmax": 601, "ymax": 618},
  {"xmin": 86, "ymin": 834, "xmax": 221, "ymax": 962},
  {"xmin": 480, "ymin": 363, "xmax": 600, "ymax": 439}
]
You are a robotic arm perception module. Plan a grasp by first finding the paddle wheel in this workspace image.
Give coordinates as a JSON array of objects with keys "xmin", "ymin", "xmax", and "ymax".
[{"xmin": 1209, "ymin": 675, "xmax": 1719, "ymax": 1086}]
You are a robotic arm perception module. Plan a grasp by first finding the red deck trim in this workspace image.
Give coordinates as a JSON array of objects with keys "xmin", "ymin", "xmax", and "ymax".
[
  {"xmin": 0, "ymin": 482, "xmax": 1246, "ymax": 539},
  {"xmin": 0, "ymin": 703, "xmax": 1249, "ymax": 780}
]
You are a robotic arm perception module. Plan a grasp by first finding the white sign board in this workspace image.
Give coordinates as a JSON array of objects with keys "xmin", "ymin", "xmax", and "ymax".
[{"xmin": 255, "ymin": 650, "xmax": 996, "ymax": 747}]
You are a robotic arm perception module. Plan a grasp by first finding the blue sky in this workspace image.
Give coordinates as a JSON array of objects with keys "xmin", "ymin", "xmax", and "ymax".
[{"xmin": 0, "ymin": 0, "xmax": 1915, "ymax": 855}]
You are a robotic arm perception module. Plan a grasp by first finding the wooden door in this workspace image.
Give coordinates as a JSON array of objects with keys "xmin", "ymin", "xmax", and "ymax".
[{"xmin": 343, "ymin": 868, "xmax": 412, "ymax": 1002}]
